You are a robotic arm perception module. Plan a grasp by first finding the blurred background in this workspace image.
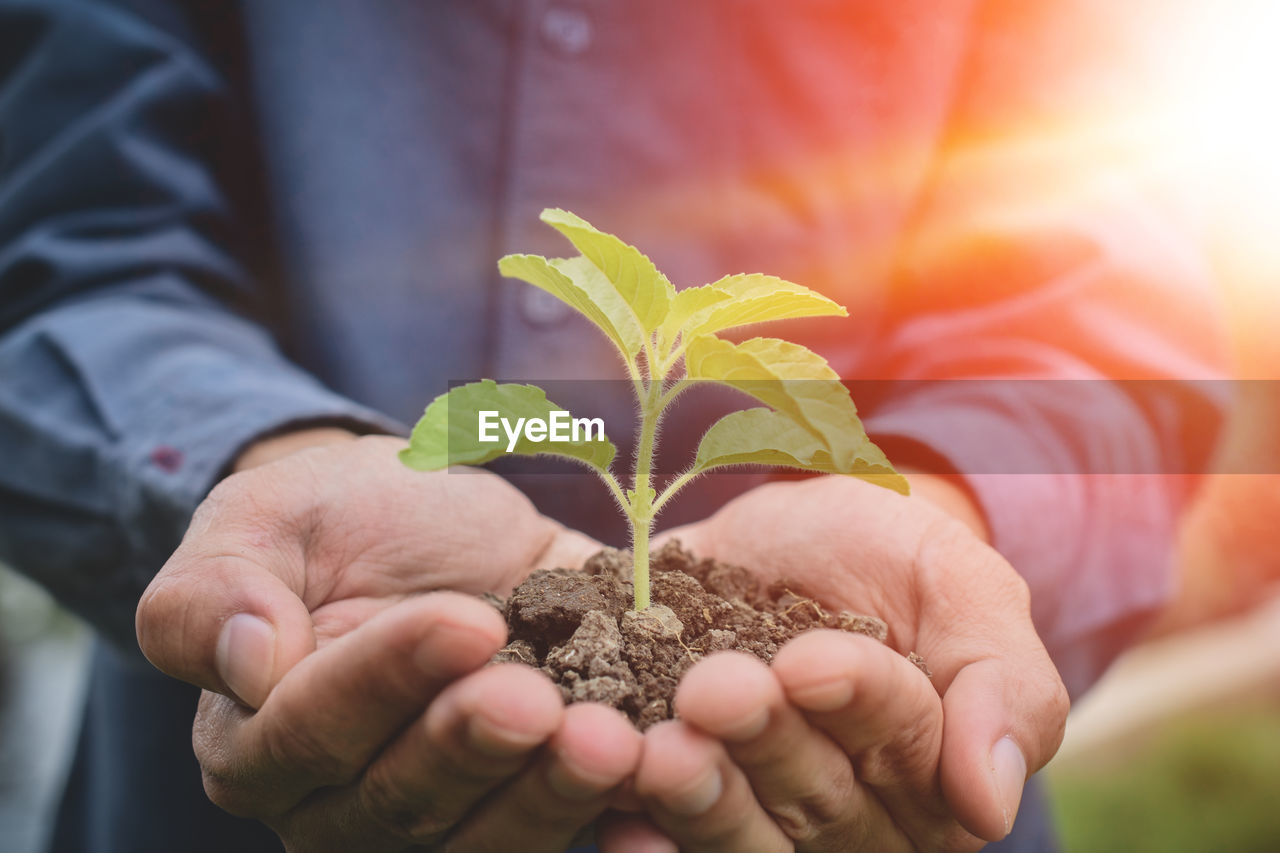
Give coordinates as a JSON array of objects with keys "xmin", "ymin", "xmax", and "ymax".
[
  {"xmin": 3, "ymin": 0, "xmax": 1280, "ymax": 850},
  {"xmin": 0, "ymin": 566, "xmax": 88, "ymax": 853}
]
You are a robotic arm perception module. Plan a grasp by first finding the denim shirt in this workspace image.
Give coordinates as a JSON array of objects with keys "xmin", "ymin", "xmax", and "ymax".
[{"xmin": 0, "ymin": 1, "xmax": 1225, "ymax": 850}]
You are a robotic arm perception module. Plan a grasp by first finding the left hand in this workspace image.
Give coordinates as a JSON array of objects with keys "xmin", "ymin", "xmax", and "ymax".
[
  {"xmin": 137, "ymin": 433, "xmax": 637, "ymax": 852},
  {"xmin": 599, "ymin": 474, "xmax": 1069, "ymax": 852}
]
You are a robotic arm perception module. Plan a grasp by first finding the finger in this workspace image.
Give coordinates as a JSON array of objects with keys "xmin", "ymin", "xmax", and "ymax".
[
  {"xmin": 939, "ymin": 657, "xmax": 1067, "ymax": 843},
  {"xmin": 909, "ymin": 525, "xmax": 1070, "ymax": 842},
  {"xmin": 774, "ymin": 631, "xmax": 983, "ymax": 851},
  {"xmin": 676, "ymin": 651, "xmax": 887, "ymax": 851},
  {"xmin": 774, "ymin": 632, "xmax": 942, "ymax": 787},
  {"xmin": 137, "ymin": 475, "xmax": 317, "ymax": 706},
  {"xmin": 195, "ymin": 592, "xmax": 506, "ymax": 817},
  {"xmin": 533, "ymin": 527, "xmax": 606, "ymax": 572},
  {"xmin": 290, "ymin": 662, "xmax": 565, "ymax": 850},
  {"xmin": 634, "ymin": 721, "xmax": 792, "ymax": 853},
  {"xmin": 445, "ymin": 703, "xmax": 643, "ymax": 852},
  {"xmin": 597, "ymin": 813, "xmax": 679, "ymax": 853}
]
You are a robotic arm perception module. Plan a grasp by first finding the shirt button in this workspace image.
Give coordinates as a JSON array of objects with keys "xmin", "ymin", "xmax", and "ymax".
[
  {"xmin": 540, "ymin": 8, "xmax": 593, "ymax": 56},
  {"xmin": 520, "ymin": 285, "xmax": 575, "ymax": 325}
]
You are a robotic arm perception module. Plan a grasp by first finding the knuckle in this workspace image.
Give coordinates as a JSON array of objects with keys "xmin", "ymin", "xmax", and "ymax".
[
  {"xmin": 856, "ymin": 744, "xmax": 908, "ymax": 790},
  {"xmin": 133, "ymin": 580, "xmax": 172, "ymax": 665},
  {"xmin": 855, "ymin": 715, "xmax": 937, "ymax": 789},
  {"xmin": 358, "ymin": 764, "xmax": 450, "ymax": 845},
  {"xmin": 1041, "ymin": 673, "xmax": 1072, "ymax": 754},
  {"xmin": 769, "ymin": 802, "xmax": 815, "ymax": 842},
  {"xmin": 192, "ymin": 699, "xmax": 269, "ymax": 818},
  {"xmin": 135, "ymin": 573, "xmax": 198, "ymax": 672},
  {"xmin": 265, "ymin": 717, "xmax": 358, "ymax": 787},
  {"xmin": 769, "ymin": 766, "xmax": 860, "ymax": 846},
  {"xmin": 1049, "ymin": 674, "xmax": 1071, "ymax": 723},
  {"xmin": 200, "ymin": 768, "xmax": 259, "ymax": 818},
  {"xmin": 1004, "ymin": 570, "xmax": 1032, "ymax": 614}
]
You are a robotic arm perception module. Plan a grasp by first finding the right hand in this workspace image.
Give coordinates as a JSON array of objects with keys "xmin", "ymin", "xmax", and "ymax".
[
  {"xmin": 601, "ymin": 475, "xmax": 1066, "ymax": 852},
  {"xmin": 136, "ymin": 433, "xmax": 641, "ymax": 852}
]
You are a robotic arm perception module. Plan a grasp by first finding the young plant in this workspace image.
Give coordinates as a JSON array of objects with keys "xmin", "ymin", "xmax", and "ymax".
[{"xmin": 400, "ymin": 208, "xmax": 907, "ymax": 610}]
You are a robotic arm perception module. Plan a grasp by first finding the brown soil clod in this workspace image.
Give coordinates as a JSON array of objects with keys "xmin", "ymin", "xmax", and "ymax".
[
  {"xmin": 908, "ymin": 651, "xmax": 933, "ymax": 678},
  {"xmin": 491, "ymin": 540, "xmax": 914, "ymax": 729}
]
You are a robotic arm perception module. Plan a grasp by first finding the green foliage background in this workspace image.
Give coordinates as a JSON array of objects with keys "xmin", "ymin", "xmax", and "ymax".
[{"xmin": 1047, "ymin": 705, "xmax": 1280, "ymax": 852}]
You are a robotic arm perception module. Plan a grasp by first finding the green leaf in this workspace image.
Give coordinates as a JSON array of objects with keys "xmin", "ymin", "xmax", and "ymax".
[
  {"xmin": 498, "ymin": 253, "xmax": 645, "ymax": 358},
  {"xmin": 684, "ymin": 335, "xmax": 866, "ymax": 470},
  {"xmin": 399, "ymin": 380, "xmax": 615, "ymax": 473},
  {"xmin": 693, "ymin": 408, "xmax": 908, "ymax": 494},
  {"xmin": 657, "ymin": 275, "xmax": 846, "ymax": 359},
  {"xmin": 656, "ymin": 284, "xmax": 733, "ymax": 355},
  {"xmin": 689, "ymin": 274, "xmax": 847, "ymax": 337},
  {"xmin": 540, "ymin": 208, "xmax": 674, "ymax": 334}
]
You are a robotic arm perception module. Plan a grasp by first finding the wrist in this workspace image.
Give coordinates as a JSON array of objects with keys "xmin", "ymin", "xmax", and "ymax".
[{"xmin": 232, "ymin": 427, "xmax": 360, "ymax": 474}]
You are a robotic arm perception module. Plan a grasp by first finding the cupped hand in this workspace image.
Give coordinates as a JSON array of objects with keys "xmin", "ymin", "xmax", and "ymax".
[
  {"xmin": 136, "ymin": 433, "xmax": 640, "ymax": 851},
  {"xmin": 604, "ymin": 474, "xmax": 1069, "ymax": 852}
]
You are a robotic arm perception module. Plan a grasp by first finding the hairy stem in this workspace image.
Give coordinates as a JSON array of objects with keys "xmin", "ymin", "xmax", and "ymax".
[
  {"xmin": 597, "ymin": 469, "xmax": 631, "ymax": 517},
  {"xmin": 630, "ymin": 375, "xmax": 663, "ymax": 610},
  {"xmin": 658, "ymin": 377, "xmax": 692, "ymax": 412},
  {"xmin": 645, "ymin": 331, "xmax": 665, "ymax": 382},
  {"xmin": 652, "ymin": 466, "xmax": 702, "ymax": 515},
  {"xmin": 632, "ymin": 519, "xmax": 652, "ymax": 610}
]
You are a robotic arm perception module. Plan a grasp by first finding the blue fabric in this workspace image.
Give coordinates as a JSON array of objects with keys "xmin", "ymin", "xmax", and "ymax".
[
  {"xmin": 0, "ymin": 0, "xmax": 1224, "ymax": 850},
  {"xmin": 0, "ymin": 0, "xmax": 400, "ymax": 650}
]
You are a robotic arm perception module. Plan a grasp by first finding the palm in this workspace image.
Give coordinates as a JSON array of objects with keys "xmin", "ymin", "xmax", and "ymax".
[
  {"xmin": 662, "ymin": 475, "xmax": 1001, "ymax": 669},
  {"xmin": 216, "ymin": 435, "xmax": 597, "ymax": 646},
  {"xmin": 638, "ymin": 475, "xmax": 1067, "ymax": 850},
  {"xmin": 144, "ymin": 434, "xmax": 630, "ymax": 853}
]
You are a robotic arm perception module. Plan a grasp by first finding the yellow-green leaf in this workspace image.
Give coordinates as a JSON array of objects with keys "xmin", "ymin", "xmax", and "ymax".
[
  {"xmin": 400, "ymin": 380, "xmax": 615, "ymax": 473},
  {"xmin": 540, "ymin": 208, "xmax": 674, "ymax": 334},
  {"xmin": 498, "ymin": 253, "xmax": 645, "ymax": 358},
  {"xmin": 693, "ymin": 408, "xmax": 908, "ymax": 494},
  {"xmin": 656, "ymin": 284, "xmax": 733, "ymax": 355},
  {"xmin": 684, "ymin": 335, "xmax": 865, "ymax": 470},
  {"xmin": 689, "ymin": 274, "xmax": 847, "ymax": 338}
]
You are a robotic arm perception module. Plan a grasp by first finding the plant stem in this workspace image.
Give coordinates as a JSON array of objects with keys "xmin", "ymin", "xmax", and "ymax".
[
  {"xmin": 642, "ymin": 334, "xmax": 660, "ymax": 384},
  {"xmin": 632, "ymin": 517, "xmax": 652, "ymax": 610},
  {"xmin": 652, "ymin": 466, "xmax": 701, "ymax": 515},
  {"xmin": 658, "ymin": 377, "xmax": 692, "ymax": 412},
  {"xmin": 596, "ymin": 469, "xmax": 631, "ymax": 517},
  {"xmin": 630, "ymin": 374, "xmax": 663, "ymax": 610}
]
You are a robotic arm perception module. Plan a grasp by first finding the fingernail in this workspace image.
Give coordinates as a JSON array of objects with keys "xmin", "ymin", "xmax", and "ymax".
[
  {"xmin": 662, "ymin": 768, "xmax": 722, "ymax": 816},
  {"xmin": 415, "ymin": 620, "xmax": 488, "ymax": 677},
  {"xmin": 786, "ymin": 678, "xmax": 853, "ymax": 712},
  {"xmin": 215, "ymin": 614, "xmax": 276, "ymax": 708},
  {"xmin": 990, "ymin": 736, "xmax": 1027, "ymax": 837},
  {"xmin": 722, "ymin": 706, "xmax": 771, "ymax": 741},
  {"xmin": 467, "ymin": 713, "xmax": 545, "ymax": 758}
]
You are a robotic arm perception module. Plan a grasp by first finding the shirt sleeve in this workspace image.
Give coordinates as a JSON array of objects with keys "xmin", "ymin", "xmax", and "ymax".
[
  {"xmin": 0, "ymin": 0, "xmax": 401, "ymax": 651},
  {"xmin": 857, "ymin": 0, "xmax": 1229, "ymax": 696}
]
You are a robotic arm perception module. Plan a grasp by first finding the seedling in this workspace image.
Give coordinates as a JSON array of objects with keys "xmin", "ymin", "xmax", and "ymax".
[{"xmin": 400, "ymin": 209, "xmax": 906, "ymax": 609}]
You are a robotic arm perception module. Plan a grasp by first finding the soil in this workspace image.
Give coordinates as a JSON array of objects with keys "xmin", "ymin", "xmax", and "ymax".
[{"xmin": 489, "ymin": 540, "xmax": 924, "ymax": 729}]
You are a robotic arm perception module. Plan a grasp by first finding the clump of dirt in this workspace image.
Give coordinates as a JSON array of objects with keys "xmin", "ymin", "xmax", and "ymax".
[{"xmin": 491, "ymin": 540, "xmax": 913, "ymax": 729}]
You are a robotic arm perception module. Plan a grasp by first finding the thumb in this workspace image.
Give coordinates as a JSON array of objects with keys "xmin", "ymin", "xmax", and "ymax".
[
  {"xmin": 914, "ymin": 523, "xmax": 1070, "ymax": 842},
  {"xmin": 938, "ymin": 655, "xmax": 1068, "ymax": 842},
  {"xmin": 533, "ymin": 526, "xmax": 605, "ymax": 572},
  {"xmin": 135, "ymin": 481, "xmax": 316, "ymax": 709}
]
